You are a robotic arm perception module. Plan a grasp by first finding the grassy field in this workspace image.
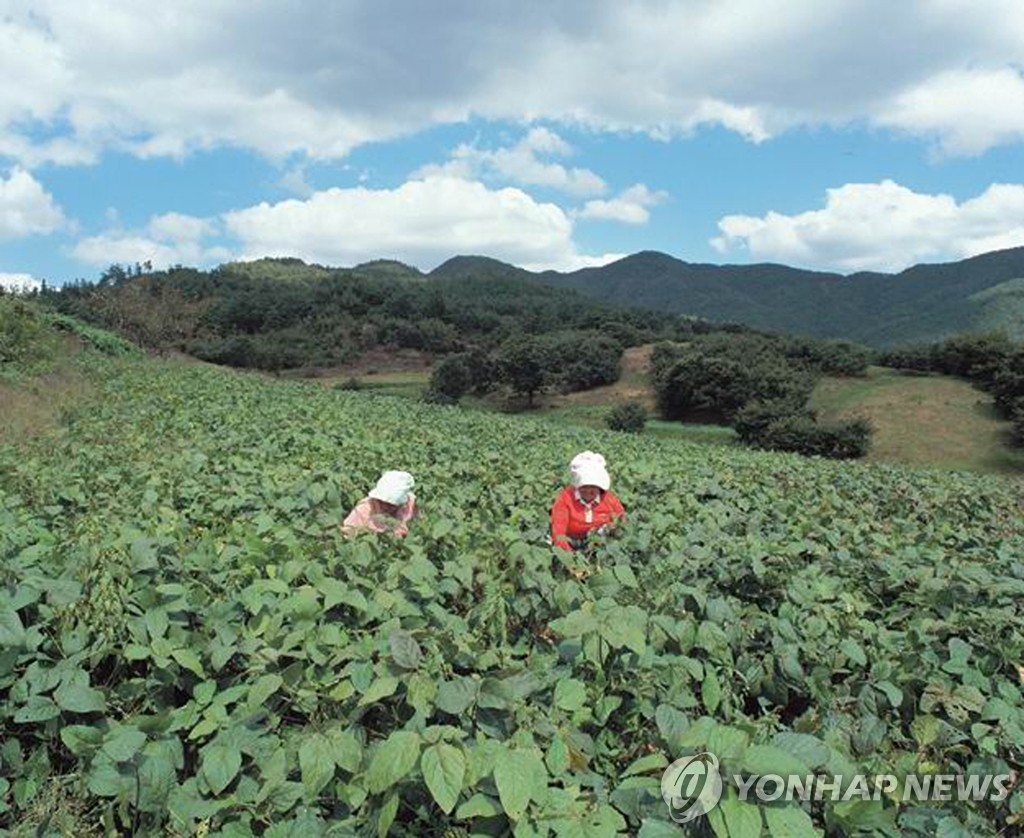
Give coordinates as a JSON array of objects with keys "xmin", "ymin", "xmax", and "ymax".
[{"xmin": 810, "ymin": 366, "xmax": 1024, "ymax": 475}]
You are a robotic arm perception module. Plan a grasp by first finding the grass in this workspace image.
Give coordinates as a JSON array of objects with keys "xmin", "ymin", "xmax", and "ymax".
[
  {"xmin": 810, "ymin": 366, "xmax": 1024, "ymax": 475},
  {"xmin": 0, "ymin": 340, "xmax": 94, "ymax": 448}
]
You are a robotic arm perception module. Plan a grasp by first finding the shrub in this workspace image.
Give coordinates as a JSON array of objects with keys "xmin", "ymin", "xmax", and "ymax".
[
  {"xmin": 733, "ymin": 398, "xmax": 814, "ymax": 444},
  {"xmin": 606, "ymin": 401, "xmax": 647, "ymax": 433},
  {"xmin": 429, "ymin": 354, "xmax": 474, "ymax": 400},
  {"xmin": 335, "ymin": 377, "xmax": 362, "ymax": 391},
  {"xmin": 756, "ymin": 415, "xmax": 872, "ymax": 459},
  {"xmin": 0, "ymin": 296, "xmax": 59, "ymax": 369}
]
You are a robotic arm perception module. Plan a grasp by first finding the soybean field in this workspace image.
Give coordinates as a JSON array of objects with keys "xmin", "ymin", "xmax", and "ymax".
[{"xmin": 1, "ymin": 356, "xmax": 1023, "ymax": 836}]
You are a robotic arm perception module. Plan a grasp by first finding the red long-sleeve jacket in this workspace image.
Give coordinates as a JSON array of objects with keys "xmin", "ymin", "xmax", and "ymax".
[{"xmin": 549, "ymin": 486, "xmax": 626, "ymax": 550}]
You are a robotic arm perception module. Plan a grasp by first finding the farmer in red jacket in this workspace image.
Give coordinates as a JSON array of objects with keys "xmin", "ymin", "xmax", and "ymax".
[{"xmin": 550, "ymin": 451, "xmax": 626, "ymax": 550}]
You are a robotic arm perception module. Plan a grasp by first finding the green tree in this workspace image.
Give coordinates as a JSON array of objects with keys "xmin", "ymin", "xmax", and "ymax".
[
  {"xmin": 497, "ymin": 337, "xmax": 551, "ymax": 406},
  {"xmin": 429, "ymin": 354, "xmax": 473, "ymax": 401}
]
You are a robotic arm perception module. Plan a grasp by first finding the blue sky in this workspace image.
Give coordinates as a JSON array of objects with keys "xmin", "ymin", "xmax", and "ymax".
[{"xmin": 2, "ymin": 0, "xmax": 1024, "ymax": 290}]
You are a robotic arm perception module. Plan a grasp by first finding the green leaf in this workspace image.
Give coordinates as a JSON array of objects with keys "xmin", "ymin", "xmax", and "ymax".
[
  {"xmin": 422, "ymin": 742, "xmax": 466, "ymax": 814},
  {"xmin": 436, "ymin": 677, "xmax": 478, "ymax": 715},
  {"xmin": 764, "ymin": 804, "xmax": 821, "ymax": 837},
  {"xmin": 247, "ymin": 673, "xmax": 284, "ymax": 708},
  {"xmin": 327, "ymin": 728, "xmax": 363, "ymax": 773},
  {"xmin": 702, "ymin": 669, "xmax": 722, "ymax": 714},
  {"xmin": 171, "ymin": 648, "xmax": 204, "ymax": 677},
  {"xmin": 54, "ymin": 669, "xmax": 106, "ymax": 713},
  {"xmin": 622, "ymin": 752, "xmax": 668, "ymax": 778},
  {"xmin": 554, "ymin": 678, "xmax": 587, "ymax": 712},
  {"xmin": 911, "ymin": 715, "xmax": 942, "ymax": 747},
  {"xmin": 14, "ymin": 695, "xmax": 60, "ymax": 723},
  {"xmin": 717, "ymin": 790, "xmax": 764, "ymax": 837},
  {"xmin": 638, "ymin": 820, "xmax": 684, "ymax": 837},
  {"xmin": 655, "ymin": 704, "xmax": 690, "ymax": 753},
  {"xmin": 455, "ymin": 792, "xmax": 503, "ymax": 819},
  {"xmin": 299, "ymin": 732, "xmax": 336, "ymax": 798},
  {"xmin": 388, "ymin": 629, "xmax": 423, "ymax": 670},
  {"xmin": 769, "ymin": 733, "xmax": 829, "ymax": 770},
  {"xmin": 144, "ymin": 608, "xmax": 169, "ymax": 640},
  {"xmin": 494, "ymin": 748, "xmax": 547, "ymax": 821},
  {"xmin": 318, "ymin": 577, "xmax": 358, "ymax": 610},
  {"xmin": 60, "ymin": 724, "xmax": 104, "ymax": 755},
  {"xmin": 201, "ymin": 741, "xmax": 242, "ymax": 795},
  {"xmin": 378, "ymin": 792, "xmax": 400, "ymax": 838},
  {"xmin": 875, "ymin": 680, "xmax": 903, "ymax": 708},
  {"xmin": 366, "ymin": 730, "xmax": 422, "ymax": 794},
  {"xmin": 137, "ymin": 747, "xmax": 178, "ymax": 813},
  {"xmin": 706, "ymin": 725, "xmax": 749, "ymax": 764},
  {"xmin": 546, "ymin": 735, "xmax": 570, "ymax": 776},
  {"xmin": 839, "ymin": 637, "xmax": 866, "ymax": 667},
  {"xmin": 359, "ymin": 676, "xmax": 400, "ymax": 707},
  {"xmin": 103, "ymin": 726, "xmax": 147, "ymax": 762},
  {"xmin": 0, "ymin": 607, "xmax": 26, "ymax": 646},
  {"xmin": 87, "ymin": 756, "xmax": 134, "ymax": 798},
  {"xmin": 741, "ymin": 746, "xmax": 810, "ymax": 778}
]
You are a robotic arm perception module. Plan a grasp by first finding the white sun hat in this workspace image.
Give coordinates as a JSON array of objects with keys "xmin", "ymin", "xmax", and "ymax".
[
  {"xmin": 368, "ymin": 470, "xmax": 415, "ymax": 506},
  {"xmin": 570, "ymin": 451, "xmax": 610, "ymax": 491}
]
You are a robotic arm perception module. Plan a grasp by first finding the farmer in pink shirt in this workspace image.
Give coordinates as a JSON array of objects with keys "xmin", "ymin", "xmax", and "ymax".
[{"xmin": 341, "ymin": 470, "xmax": 418, "ymax": 538}]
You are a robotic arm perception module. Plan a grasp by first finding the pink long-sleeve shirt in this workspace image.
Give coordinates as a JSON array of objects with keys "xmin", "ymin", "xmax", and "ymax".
[{"xmin": 341, "ymin": 495, "xmax": 417, "ymax": 538}]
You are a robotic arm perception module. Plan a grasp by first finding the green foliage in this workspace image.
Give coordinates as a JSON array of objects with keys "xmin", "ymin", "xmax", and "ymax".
[
  {"xmin": 545, "ymin": 332, "xmax": 624, "ymax": 393},
  {"xmin": 47, "ymin": 259, "xmax": 669, "ymax": 372},
  {"xmin": 496, "ymin": 336, "xmax": 552, "ymax": 405},
  {"xmin": 45, "ymin": 312, "xmax": 141, "ymax": 357},
  {"xmin": 651, "ymin": 334, "xmax": 870, "ymax": 458},
  {"xmin": 752, "ymin": 414, "xmax": 874, "ymax": 459},
  {"xmin": 0, "ymin": 295, "xmax": 60, "ymax": 372},
  {"xmin": 1, "ymin": 355, "xmax": 1022, "ymax": 834},
  {"xmin": 429, "ymin": 354, "xmax": 475, "ymax": 401},
  {"xmin": 606, "ymin": 401, "xmax": 647, "ymax": 433}
]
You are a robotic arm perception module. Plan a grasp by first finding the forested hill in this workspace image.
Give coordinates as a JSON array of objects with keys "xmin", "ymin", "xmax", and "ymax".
[
  {"xmin": 433, "ymin": 247, "xmax": 1024, "ymax": 346},
  {"xmin": 44, "ymin": 257, "xmax": 677, "ymax": 371}
]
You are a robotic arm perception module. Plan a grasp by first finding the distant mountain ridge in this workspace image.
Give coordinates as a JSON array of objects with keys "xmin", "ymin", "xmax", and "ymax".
[{"xmin": 428, "ymin": 247, "xmax": 1024, "ymax": 346}]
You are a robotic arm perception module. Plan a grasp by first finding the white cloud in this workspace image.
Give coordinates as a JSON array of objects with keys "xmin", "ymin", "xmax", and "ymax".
[
  {"xmin": 0, "ymin": 272, "xmax": 41, "ymax": 293},
  {"xmin": 417, "ymin": 128, "xmax": 607, "ymax": 196},
  {"xmin": 0, "ymin": 168, "xmax": 65, "ymax": 240},
  {"xmin": 711, "ymin": 179, "xmax": 1024, "ymax": 272},
  {"xmin": 222, "ymin": 175, "xmax": 606, "ymax": 270},
  {"xmin": 7, "ymin": 1, "xmax": 1024, "ymax": 164},
  {"xmin": 71, "ymin": 211, "xmax": 225, "ymax": 269},
  {"xmin": 877, "ymin": 67, "xmax": 1024, "ymax": 156},
  {"xmin": 575, "ymin": 183, "xmax": 668, "ymax": 224}
]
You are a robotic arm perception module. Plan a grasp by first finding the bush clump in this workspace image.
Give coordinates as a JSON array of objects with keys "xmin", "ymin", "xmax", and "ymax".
[
  {"xmin": 755, "ymin": 415, "xmax": 873, "ymax": 459},
  {"xmin": 606, "ymin": 401, "xmax": 647, "ymax": 433}
]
